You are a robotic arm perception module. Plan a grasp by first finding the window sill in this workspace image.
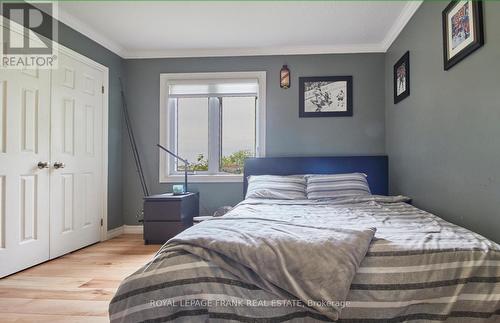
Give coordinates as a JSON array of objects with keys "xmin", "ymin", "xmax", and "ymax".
[{"xmin": 160, "ymin": 174, "xmax": 244, "ymax": 184}]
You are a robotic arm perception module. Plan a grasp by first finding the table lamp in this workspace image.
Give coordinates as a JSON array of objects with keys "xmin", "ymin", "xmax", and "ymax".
[{"xmin": 157, "ymin": 144, "xmax": 189, "ymax": 194}]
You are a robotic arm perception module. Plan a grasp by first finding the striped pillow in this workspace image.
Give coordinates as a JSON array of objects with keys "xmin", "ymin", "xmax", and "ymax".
[
  {"xmin": 245, "ymin": 175, "xmax": 307, "ymax": 200},
  {"xmin": 306, "ymin": 173, "xmax": 371, "ymax": 200}
]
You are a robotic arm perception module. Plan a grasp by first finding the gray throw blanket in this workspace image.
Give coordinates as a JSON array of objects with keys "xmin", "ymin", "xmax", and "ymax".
[{"xmin": 168, "ymin": 214, "xmax": 376, "ymax": 320}]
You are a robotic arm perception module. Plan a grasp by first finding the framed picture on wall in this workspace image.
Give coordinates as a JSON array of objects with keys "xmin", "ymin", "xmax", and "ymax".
[
  {"xmin": 442, "ymin": 0, "xmax": 484, "ymax": 70},
  {"xmin": 393, "ymin": 51, "xmax": 410, "ymax": 104},
  {"xmin": 299, "ymin": 76, "xmax": 353, "ymax": 117}
]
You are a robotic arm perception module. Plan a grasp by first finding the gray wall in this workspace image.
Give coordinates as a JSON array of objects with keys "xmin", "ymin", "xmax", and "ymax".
[
  {"xmin": 385, "ymin": 1, "xmax": 500, "ymax": 242},
  {"xmin": 52, "ymin": 2, "xmax": 500, "ymax": 241},
  {"xmin": 57, "ymin": 22, "xmax": 124, "ymax": 230},
  {"xmin": 122, "ymin": 54, "xmax": 386, "ymax": 224}
]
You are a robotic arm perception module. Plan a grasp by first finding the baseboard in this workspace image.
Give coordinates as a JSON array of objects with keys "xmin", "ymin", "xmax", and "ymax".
[
  {"xmin": 123, "ymin": 225, "xmax": 144, "ymax": 234},
  {"xmin": 106, "ymin": 226, "xmax": 124, "ymax": 240}
]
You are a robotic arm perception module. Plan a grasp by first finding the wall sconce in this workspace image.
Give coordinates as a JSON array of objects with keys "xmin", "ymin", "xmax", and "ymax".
[{"xmin": 280, "ymin": 64, "xmax": 290, "ymax": 89}]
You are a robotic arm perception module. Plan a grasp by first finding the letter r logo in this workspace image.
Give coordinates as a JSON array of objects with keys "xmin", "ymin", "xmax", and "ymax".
[{"xmin": 2, "ymin": 2, "xmax": 53, "ymax": 55}]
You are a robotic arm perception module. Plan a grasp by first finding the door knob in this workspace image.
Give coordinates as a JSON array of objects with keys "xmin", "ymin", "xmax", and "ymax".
[
  {"xmin": 53, "ymin": 162, "xmax": 65, "ymax": 169},
  {"xmin": 37, "ymin": 161, "xmax": 49, "ymax": 169}
]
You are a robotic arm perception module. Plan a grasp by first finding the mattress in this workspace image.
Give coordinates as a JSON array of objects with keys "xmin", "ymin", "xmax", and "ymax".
[{"xmin": 109, "ymin": 197, "xmax": 500, "ymax": 322}]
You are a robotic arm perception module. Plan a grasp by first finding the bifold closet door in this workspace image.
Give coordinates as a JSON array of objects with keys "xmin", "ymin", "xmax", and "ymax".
[
  {"xmin": 0, "ymin": 68, "xmax": 51, "ymax": 278},
  {"xmin": 49, "ymin": 51, "xmax": 104, "ymax": 258}
]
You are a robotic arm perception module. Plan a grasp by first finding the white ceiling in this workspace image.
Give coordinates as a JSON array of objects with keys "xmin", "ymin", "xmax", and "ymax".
[{"xmin": 57, "ymin": 1, "xmax": 422, "ymax": 58}]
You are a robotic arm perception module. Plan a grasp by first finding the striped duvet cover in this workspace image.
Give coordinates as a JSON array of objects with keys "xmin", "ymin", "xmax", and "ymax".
[{"xmin": 109, "ymin": 197, "xmax": 500, "ymax": 322}]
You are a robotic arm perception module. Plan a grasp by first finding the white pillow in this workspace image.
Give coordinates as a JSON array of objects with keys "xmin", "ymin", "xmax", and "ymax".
[
  {"xmin": 306, "ymin": 173, "xmax": 371, "ymax": 200},
  {"xmin": 245, "ymin": 175, "xmax": 307, "ymax": 200}
]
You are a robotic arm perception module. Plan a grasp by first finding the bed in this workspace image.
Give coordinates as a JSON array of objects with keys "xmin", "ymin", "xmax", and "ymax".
[{"xmin": 110, "ymin": 156, "xmax": 500, "ymax": 322}]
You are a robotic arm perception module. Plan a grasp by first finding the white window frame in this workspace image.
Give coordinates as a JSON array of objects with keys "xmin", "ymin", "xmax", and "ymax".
[{"xmin": 159, "ymin": 72, "xmax": 266, "ymax": 183}]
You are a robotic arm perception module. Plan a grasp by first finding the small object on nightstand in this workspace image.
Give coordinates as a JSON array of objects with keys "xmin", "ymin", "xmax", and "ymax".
[
  {"xmin": 143, "ymin": 192, "xmax": 199, "ymax": 244},
  {"xmin": 172, "ymin": 184, "xmax": 184, "ymax": 195}
]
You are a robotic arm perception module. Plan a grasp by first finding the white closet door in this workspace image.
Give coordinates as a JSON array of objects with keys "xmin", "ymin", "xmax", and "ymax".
[
  {"xmin": 0, "ymin": 67, "xmax": 51, "ymax": 278},
  {"xmin": 49, "ymin": 51, "xmax": 104, "ymax": 258}
]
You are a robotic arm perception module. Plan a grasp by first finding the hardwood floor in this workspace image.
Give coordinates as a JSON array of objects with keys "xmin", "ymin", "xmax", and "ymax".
[{"xmin": 0, "ymin": 234, "xmax": 160, "ymax": 322}]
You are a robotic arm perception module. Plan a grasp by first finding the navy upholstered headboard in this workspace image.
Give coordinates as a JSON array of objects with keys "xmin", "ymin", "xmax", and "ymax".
[{"xmin": 243, "ymin": 156, "xmax": 388, "ymax": 197}]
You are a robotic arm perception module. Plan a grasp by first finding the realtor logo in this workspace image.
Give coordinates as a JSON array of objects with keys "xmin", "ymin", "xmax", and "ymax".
[{"xmin": 1, "ymin": 1, "xmax": 58, "ymax": 69}]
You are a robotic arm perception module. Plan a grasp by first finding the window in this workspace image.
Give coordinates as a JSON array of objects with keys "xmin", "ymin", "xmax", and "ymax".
[
  {"xmin": 220, "ymin": 97, "xmax": 256, "ymax": 174},
  {"xmin": 172, "ymin": 96, "xmax": 255, "ymax": 174},
  {"xmin": 176, "ymin": 97, "xmax": 209, "ymax": 172},
  {"xmin": 159, "ymin": 72, "xmax": 266, "ymax": 183}
]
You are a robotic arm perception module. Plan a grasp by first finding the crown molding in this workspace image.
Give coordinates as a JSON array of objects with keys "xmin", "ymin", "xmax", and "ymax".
[
  {"xmin": 381, "ymin": 1, "xmax": 423, "ymax": 51},
  {"xmin": 57, "ymin": 7, "xmax": 125, "ymax": 57},
  {"xmin": 55, "ymin": 2, "xmax": 422, "ymax": 59},
  {"xmin": 122, "ymin": 43, "xmax": 386, "ymax": 59}
]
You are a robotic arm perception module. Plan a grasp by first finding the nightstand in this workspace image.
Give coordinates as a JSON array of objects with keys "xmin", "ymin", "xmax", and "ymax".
[{"xmin": 143, "ymin": 192, "xmax": 199, "ymax": 244}]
